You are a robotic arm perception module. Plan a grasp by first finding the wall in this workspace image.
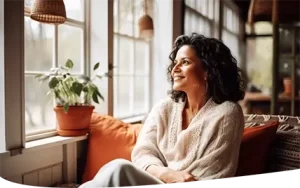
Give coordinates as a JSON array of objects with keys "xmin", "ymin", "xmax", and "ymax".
[{"xmin": 0, "ymin": 140, "xmax": 87, "ymax": 186}]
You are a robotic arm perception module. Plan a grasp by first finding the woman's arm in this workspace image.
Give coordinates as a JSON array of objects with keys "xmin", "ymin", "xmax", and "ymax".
[
  {"xmin": 146, "ymin": 165, "xmax": 196, "ymax": 183},
  {"xmin": 189, "ymin": 104, "xmax": 245, "ymax": 180},
  {"xmin": 131, "ymin": 102, "xmax": 167, "ymax": 171}
]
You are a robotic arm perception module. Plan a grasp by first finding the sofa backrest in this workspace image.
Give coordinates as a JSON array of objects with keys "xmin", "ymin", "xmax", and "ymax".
[{"xmin": 244, "ymin": 114, "xmax": 300, "ymax": 172}]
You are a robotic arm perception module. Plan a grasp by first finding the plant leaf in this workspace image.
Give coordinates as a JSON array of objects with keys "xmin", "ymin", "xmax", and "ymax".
[
  {"xmin": 65, "ymin": 59, "xmax": 74, "ymax": 69},
  {"xmin": 96, "ymin": 90, "xmax": 104, "ymax": 101},
  {"xmin": 35, "ymin": 74, "xmax": 44, "ymax": 79},
  {"xmin": 96, "ymin": 75, "xmax": 102, "ymax": 79},
  {"xmin": 92, "ymin": 91, "xmax": 99, "ymax": 104},
  {"xmin": 63, "ymin": 103, "xmax": 69, "ymax": 113},
  {"xmin": 78, "ymin": 75, "xmax": 90, "ymax": 83},
  {"xmin": 48, "ymin": 77, "xmax": 59, "ymax": 89},
  {"xmin": 39, "ymin": 75, "xmax": 50, "ymax": 82},
  {"xmin": 46, "ymin": 90, "xmax": 53, "ymax": 97},
  {"xmin": 71, "ymin": 82, "xmax": 83, "ymax": 96},
  {"xmin": 93, "ymin": 62, "xmax": 100, "ymax": 71},
  {"xmin": 82, "ymin": 86, "xmax": 88, "ymax": 92}
]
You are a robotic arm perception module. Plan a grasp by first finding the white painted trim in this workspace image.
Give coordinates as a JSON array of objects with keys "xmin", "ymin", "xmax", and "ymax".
[
  {"xmin": 24, "ymin": 135, "xmax": 87, "ymax": 154},
  {"xmin": 62, "ymin": 143, "xmax": 77, "ymax": 184},
  {"xmin": 0, "ymin": 0, "xmax": 6, "ymax": 154},
  {"xmin": 121, "ymin": 114, "xmax": 146, "ymax": 124},
  {"xmin": 0, "ymin": 146, "xmax": 63, "ymax": 178},
  {"xmin": 4, "ymin": 0, "xmax": 25, "ymax": 153}
]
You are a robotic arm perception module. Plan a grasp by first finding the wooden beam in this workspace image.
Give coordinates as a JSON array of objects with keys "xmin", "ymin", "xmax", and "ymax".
[
  {"xmin": 245, "ymin": 34, "xmax": 273, "ymax": 38},
  {"xmin": 271, "ymin": 0, "xmax": 279, "ymax": 114},
  {"xmin": 291, "ymin": 28, "xmax": 296, "ymax": 115}
]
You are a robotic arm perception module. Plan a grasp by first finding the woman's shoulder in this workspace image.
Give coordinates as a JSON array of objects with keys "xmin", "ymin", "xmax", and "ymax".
[
  {"xmin": 213, "ymin": 100, "xmax": 243, "ymax": 117},
  {"xmin": 152, "ymin": 96, "xmax": 177, "ymax": 111}
]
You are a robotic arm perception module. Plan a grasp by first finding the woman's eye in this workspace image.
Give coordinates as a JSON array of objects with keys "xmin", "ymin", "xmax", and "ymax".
[{"xmin": 182, "ymin": 60, "xmax": 189, "ymax": 65}]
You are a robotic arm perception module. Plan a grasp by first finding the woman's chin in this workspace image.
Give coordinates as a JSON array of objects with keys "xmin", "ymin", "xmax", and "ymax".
[{"xmin": 173, "ymin": 85, "xmax": 184, "ymax": 91}]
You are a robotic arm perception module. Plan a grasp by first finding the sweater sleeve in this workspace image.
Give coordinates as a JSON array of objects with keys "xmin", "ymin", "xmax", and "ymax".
[
  {"xmin": 131, "ymin": 101, "xmax": 167, "ymax": 171},
  {"xmin": 188, "ymin": 104, "xmax": 245, "ymax": 180}
]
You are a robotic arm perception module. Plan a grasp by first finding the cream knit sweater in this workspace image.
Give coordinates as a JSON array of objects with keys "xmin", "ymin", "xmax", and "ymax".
[{"xmin": 131, "ymin": 97, "xmax": 244, "ymax": 180}]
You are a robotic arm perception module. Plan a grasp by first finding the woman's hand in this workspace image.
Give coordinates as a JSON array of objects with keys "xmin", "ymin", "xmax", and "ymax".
[
  {"xmin": 146, "ymin": 165, "xmax": 196, "ymax": 183},
  {"xmin": 159, "ymin": 168, "xmax": 196, "ymax": 183}
]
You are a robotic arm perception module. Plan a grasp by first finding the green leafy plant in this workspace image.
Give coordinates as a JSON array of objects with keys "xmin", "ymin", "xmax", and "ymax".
[{"xmin": 35, "ymin": 59, "xmax": 112, "ymax": 112}]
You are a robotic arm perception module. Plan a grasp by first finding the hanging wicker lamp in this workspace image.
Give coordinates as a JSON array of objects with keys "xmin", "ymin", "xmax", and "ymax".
[
  {"xmin": 30, "ymin": 0, "xmax": 66, "ymax": 24},
  {"xmin": 138, "ymin": 0, "xmax": 154, "ymax": 39},
  {"xmin": 138, "ymin": 14, "xmax": 154, "ymax": 38}
]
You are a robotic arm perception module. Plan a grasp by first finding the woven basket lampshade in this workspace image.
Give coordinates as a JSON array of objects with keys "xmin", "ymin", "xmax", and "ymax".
[
  {"xmin": 30, "ymin": 0, "xmax": 66, "ymax": 24},
  {"xmin": 138, "ymin": 14, "xmax": 154, "ymax": 39}
]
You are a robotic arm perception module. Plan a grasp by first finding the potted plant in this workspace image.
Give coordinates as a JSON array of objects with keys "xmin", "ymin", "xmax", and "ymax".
[{"xmin": 36, "ymin": 59, "xmax": 111, "ymax": 136}]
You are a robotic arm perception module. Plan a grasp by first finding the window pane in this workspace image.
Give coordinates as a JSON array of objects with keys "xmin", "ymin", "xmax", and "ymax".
[
  {"xmin": 279, "ymin": 28, "xmax": 292, "ymax": 54},
  {"xmin": 246, "ymin": 37, "xmax": 273, "ymax": 90},
  {"xmin": 184, "ymin": 10, "xmax": 191, "ymax": 35},
  {"xmin": 196, "ymin": 0, "xmax": 208, "ymax": 17},
  {"xmin": 135, "ymin": 40, "xmax": 148, "ymax": 74},
  {"xmin": 118, "ymin": 36, "xmax": 133, "ymax": 74},
  {"xmin": 185, "ymin": 0, "xmax": 195, "ymax": 8},
  {"xmin": 114, "ymin": 75, "xmax": 131, "ymax": 118},
  {"xmin": 25, "ymin": 75, "xmax": 56, "ymax": 134},
  {"xmin": 25, "ymin": 17, "xmax": 53, "ymax": 72},
  {"xmin": 222, "ymin": 31, "xmax": 240, "ymax": 65},
  {"xmin": 119, "ymin": 0, "xmax": 134, "ymax": 36},
  {"xmin": 64, "ymin": 0, "xmax": 84, "ymax": 21},
  {"xmin": 114, "ymin": 0, "xmax": 119, "ymax": 33},
  {"xmin": 114, "ymin": 35, "xmax": 119, "ymax": 68},
  {"xmin": 208, "ymin": 0, "xmax": 214, "ymax": 20},
  {"xmin": 133, "ymin": 77, "xmax": 147, "ymax": 114},
  {"xmin": 58, "ymin": 25, "xmax": 83, "ymax": 73},
  {"xmin": 197, "ymin": 16, "xmax": 204, "ymax": 35},
  {"xmin": 134, "ymin": 0, "xmax": 144, "ymax": 38},
  {"xmin": 25, "ymin": 0, "xmax": 34, "ymax": 8},
  {"xmin": 246, "ymin": 22, "xmax": 273, "ymax": 35}
]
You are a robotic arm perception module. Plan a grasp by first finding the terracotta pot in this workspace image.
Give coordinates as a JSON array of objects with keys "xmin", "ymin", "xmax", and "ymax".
[
  {"xmin": 283, "ymin": 77, "xmax": 292, "ymax": 95},
  {"xmin": 54, "ymin": 105, "xmax": 94, "ymax": 136}
]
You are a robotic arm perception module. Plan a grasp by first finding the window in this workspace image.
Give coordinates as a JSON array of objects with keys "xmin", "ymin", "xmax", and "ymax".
[
  {"xmin": 246, "ymin": 22, "xmax": 273, "ymax": 91},
  {"xmin": 221, "ymin": 2, "xmax": 241, "ymax": 65},
  {"xmin": 24, "ymin": 0, "xmax": 86, "ymax": 135},
  {"xmin": 113, "ymin": 0, "xmax": 150, "ymax": 119},
  {"xmin": 184, "ymin": 0, "xmax": 215, "ymax": 37}
]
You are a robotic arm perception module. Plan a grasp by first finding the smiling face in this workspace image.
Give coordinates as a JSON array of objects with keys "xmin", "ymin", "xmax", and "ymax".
[{"xmin": 171, "ymin": 45, "xmax": 207, "ymax": 93}]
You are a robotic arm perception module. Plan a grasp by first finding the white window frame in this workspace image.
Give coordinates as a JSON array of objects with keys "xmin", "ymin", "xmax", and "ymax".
[
  {"xmin": 113, "ymin": 0, "xmax": 151, "ymax": 120},
  {"xmin": 24, "ymin": 0, "xmax": 90, "ymax": 141},
  {"xmin": 2, "ymin": 0, "xmax": 25, "ymax": 154},
  {"xmin": 221, "ymin": 0, "xmax": 240, "ymax": 37},
  {"xmin": 184, "ymin": 0, "xmax": 216, "ymax": 37},
  {"xmin": 1, "ymin": 0, "xmax": 115, "ymax": 156},
  {"xmin": 221, "ymin": 0, "xmax": 241, "ymax": 65}
]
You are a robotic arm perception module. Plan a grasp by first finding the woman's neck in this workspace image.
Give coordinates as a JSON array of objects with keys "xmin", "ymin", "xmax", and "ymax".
[{"xmin": 185, "ymin": 91, "xmax": 209, "ymax": 114}]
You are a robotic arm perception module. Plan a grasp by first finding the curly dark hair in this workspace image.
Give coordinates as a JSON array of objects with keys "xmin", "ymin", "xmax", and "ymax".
[{"xmin": 167, "ymin": 33, "xmax": 245, "ymax": 104}]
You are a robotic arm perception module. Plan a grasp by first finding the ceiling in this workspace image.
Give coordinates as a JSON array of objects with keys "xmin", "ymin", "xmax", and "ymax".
[
  {"xmin": 233, "ymin": 0, "xmax": 300, "ymax": 23},
  {"xmin": 233, "ymin": 0, "xmax": 251, "ymax": 22}
]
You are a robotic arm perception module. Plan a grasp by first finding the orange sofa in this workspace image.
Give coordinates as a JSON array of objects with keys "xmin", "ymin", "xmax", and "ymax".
[{"xmin": 81, "ymin": 113, "xmax": 300, "ymax": 183}]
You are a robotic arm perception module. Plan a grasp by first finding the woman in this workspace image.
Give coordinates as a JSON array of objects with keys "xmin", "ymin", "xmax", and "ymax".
[{"xmin": 80, "ymin": 33, "xmax": 245, "ymax": 187}]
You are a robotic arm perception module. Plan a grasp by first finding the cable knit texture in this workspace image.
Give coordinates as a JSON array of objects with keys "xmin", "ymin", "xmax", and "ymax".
[{"xmin": 131, "ymin": 97, "xmax": 244, "ymax": 180}]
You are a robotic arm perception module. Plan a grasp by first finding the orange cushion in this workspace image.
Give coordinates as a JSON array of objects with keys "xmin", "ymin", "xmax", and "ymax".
[
  {"xmin": 81, "ymin": 113, "xmax": 142, "ymax": 183},
  {"xmin": 236, "ymin": 121, "xmax": 280, "ymax": 176}
]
